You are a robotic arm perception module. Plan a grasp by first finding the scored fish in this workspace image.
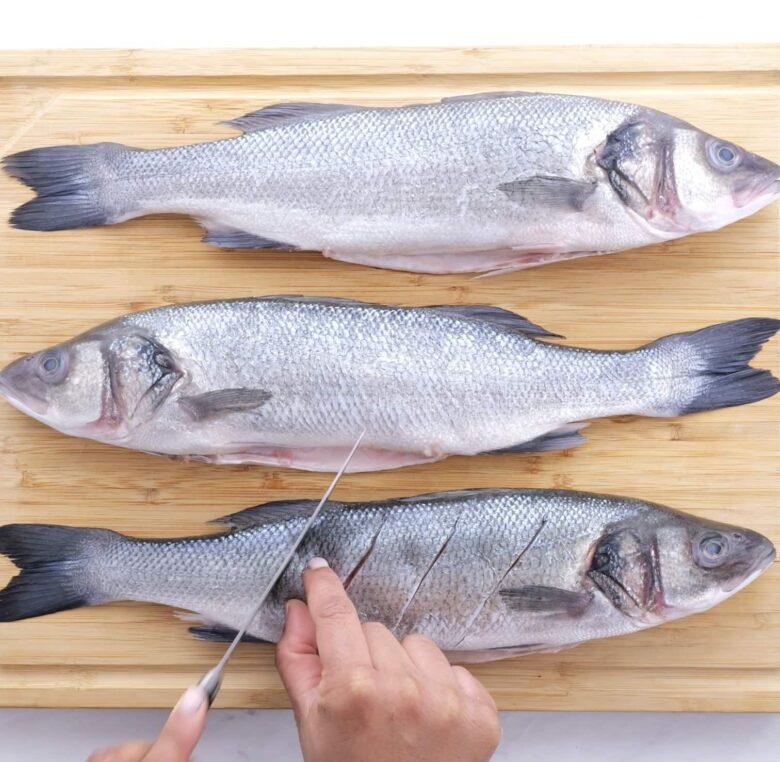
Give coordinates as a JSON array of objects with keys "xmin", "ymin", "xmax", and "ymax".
[
  {"xmin": 4, "ymin": 92, "xmax": 779, "ymax": 275},
  {"xmin": 0, "ymin": 297, "xmax": 777, "ymax": 472},
  {"xmin": 0, "ymin": 489, "xmax": 773, "ymax": 661}
]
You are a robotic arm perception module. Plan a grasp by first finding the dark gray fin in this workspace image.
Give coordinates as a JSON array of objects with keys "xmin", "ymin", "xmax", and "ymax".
[
  {"xmin": 211, "ymin": 500, "xmax": 325, "ymax": 530},
  {"xmin": 498, "ymin": 175, "xmax": 597, "ymax": 212},
  {"xmin": 202, "ymin": 229, "xmax": 301, "ymax": 251},
  {"xmin": 188, "ymin": 624, "xmax": 272, "ymax": 644},
  {"xmin": 485, "ymin": 423, "xmax": 588, "ymax": 455},
  {"xmin": 179, "ymin": 388, "xmax": 272, "ymax": 421},
  {"xmin": 223, "ymin": 102, "xmax": 368, "ymax": 133},
  {"xmin": 0, "ymin": 524, "xmax": 115, "ymax": 622},
  {"xmin": 664, "ymin": 318, "xmax": 780, "ymax": 414},
  {"xmin": 441, "ymin": 91, "xmax": 535, "ymax": 103},
  {"xmin": 4, "ymin": 143, "xmax": 124, "ymax": 231},
  {"xmin": 499, "ymin": 586, "xmax": 593, "ymax": 616},
  {"xmin": 426, "ymin": 305, "xmax": 563, "ymax": 338}
]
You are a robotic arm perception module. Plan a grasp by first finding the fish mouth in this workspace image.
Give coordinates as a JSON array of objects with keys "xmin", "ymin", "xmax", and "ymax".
[
  {"xmin": 733, "ymin": 175, "xmax": 780, "ymax": 209},
  {"xmin": 723, "ymin": 540, "xmax": 776, "ymax": 594},
  {"xmin": 0, "ymin": 366, "xmax": 48, "ymax": 415}
]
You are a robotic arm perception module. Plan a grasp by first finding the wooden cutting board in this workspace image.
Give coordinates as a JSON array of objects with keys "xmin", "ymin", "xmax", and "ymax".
[{"xmin": 0, "ymin": 46, "xmax": 777, "ymax": 711}]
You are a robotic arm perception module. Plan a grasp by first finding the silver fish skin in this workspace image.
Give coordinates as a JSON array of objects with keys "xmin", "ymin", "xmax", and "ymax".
[
  {"xmin": 0, "ymin": 298, "xmax": 778, "ymax": 472},
  {"xmin": 0, "ymin": 490, "xmax": 774, "ymax": 661},
  {"xmin": 5, "ymin": 92, "xmax": 779, "ymax": 274}
]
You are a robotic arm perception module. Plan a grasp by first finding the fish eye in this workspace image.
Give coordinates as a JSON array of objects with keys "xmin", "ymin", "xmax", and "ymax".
[
  {"xmin": 695, "ymin": 533, "xmax": 730, "ymax": 568},
  {"xmin": 704, "ymin": 539, "xmax": 724, "ymax": 557},
  {"xmin": 707, "ymin": 140, "xmax": 741, "ymax": 172},
  {"xmin": 35, "ymin": 349, "xmax": 68, "ymax": 384}
]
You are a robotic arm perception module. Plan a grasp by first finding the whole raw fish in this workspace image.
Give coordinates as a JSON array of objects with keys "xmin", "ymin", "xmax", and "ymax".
[
  {"xmin": 0, "ymin": 489, "xmax": 773, "ymax": 661},
  {"xmin": 5, "ymin": 92, "xmax": 779, "ymax": 274},
  {"xmin": 0, "ymin": 297, "xmax": 777, "ymax": 472}
]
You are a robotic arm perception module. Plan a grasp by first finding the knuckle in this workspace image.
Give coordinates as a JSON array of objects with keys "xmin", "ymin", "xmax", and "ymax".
[
  {"xmin": 361, "ymin": 621, "xmax": 388, "ymax": 638},
  {"xmin": 321, "ymin": 667, "xmax": 377, "ymax": 715},
  {"xmin": 393, "ymin": 675, "xmax": 423, "ymax": 708},
  {"xmin": 315, "ymin": 595, "xmax": 354, "ymax": 622},
  {"xmin": 403, "ymin": 632, "xmax": 436, "ymax": 651},
  {"xmin": 474, "ymin": 705, "xmax": 502, "ymax": 749},
  {"xmin": 421, "ymin": 685, "xmax": 461, "ymax": 728},
  {"xmin": 274, "ymin": 646, "xmax": 293, "ymax": 672}
]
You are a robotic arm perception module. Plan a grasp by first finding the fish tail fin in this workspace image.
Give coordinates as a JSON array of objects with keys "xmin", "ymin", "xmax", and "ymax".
[
  {"xmin": 647, "ymin": 318, "xmax": 780, "ymax": 416},
  {"xmin": 4, "ymin": 143, "xmax": 134, "ymax": 231},
  {"xmin": 0, "ymin": 524, "xmax": 118, "ymax": 622}
]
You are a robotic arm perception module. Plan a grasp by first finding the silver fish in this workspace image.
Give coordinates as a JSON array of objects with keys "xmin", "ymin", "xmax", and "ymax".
[
  {"xmin": 0, "ymin": 297, "xmax": 777, "ymax": 472},
  {"xmin": 0, "ymin": 490, "xmax": 774, "ymax": 661},
  {"xmin": 5, "ymin": 92, "xmax": 779, "ymax": 275}
]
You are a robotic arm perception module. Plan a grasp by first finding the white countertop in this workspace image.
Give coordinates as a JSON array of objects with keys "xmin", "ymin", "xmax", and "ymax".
[{"xmin": 2, "ymin": 709, "xmax": 780, "ymax": 761}]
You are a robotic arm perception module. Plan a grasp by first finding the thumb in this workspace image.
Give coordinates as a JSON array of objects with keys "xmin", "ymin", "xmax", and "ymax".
[
  {"xmin": 143, "ymin": 685, "xmax": 208, "ymax": 761},
  {"xmin": 276, "ymin": 599, "xmax": 322, "ymax": 715}
]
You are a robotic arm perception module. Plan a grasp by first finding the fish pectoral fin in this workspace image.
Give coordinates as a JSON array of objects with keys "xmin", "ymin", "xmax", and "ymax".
[
  {"xmin": 499, "ymin": 586, "xmax": 594, "ymax": 617},
  {"xmin": 498, "ymin": 175, "xmax": 598, "ymax": 211},
  {"xmin": 188, "ymin": 624, "xmax": 271, "ymax": 644},
  {"xmin": 484, "ymin": 423, "xmax": 588, "ymax": 455},
  {"xmin": 426, "ymin": 305, "xmax": 563, "ymax": 338},
  {"xmin": 201, "ymin": 228, "xmax": 300, "ymax": 251},
  {"xmin": 221, "ymin": 102, "xmax": 368, "ymax": 133},
  {"xmin": 178, "ymin": 388, "xmax": 272, "ymax": 421}
]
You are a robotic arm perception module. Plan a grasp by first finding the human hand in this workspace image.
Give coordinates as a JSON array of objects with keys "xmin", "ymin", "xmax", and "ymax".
[
  {"xmin": 87, "ymin": 685, "xmax": 207, "ymax": 762},
  {"xmin": 276, "ymin": 558, "xmax": 501, "ymax": 762}
]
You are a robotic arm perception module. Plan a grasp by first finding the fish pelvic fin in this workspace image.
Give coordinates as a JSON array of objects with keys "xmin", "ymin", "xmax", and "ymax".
[
  {"xmin": 645, "ymin": 318, "xmax": 780, "ymax": 416},
  {"xmin": 4, "ymin": 143, "xmax": 132, "ymax": 231},
  {"xmin": 0, "ymin": 524, "xmax": 117, "ymax": 622}
]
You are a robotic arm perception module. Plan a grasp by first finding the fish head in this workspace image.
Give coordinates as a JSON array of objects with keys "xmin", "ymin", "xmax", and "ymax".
[
  {"xmin": 596, "ymin": 113, "xmax": 780, "ymax": 237},
  {"xmin": 587, "ymin": 511, "xmax": 774, "ymax": 626},
  {"xmin": 0, "ymin": 328, "xmax": 182, "ymax": 440}
]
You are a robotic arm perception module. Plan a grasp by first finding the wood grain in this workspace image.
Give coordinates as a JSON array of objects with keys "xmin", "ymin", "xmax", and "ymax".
[{"xmin": 0, "ymin": 46, "xmax": 778, "ymax": 711}]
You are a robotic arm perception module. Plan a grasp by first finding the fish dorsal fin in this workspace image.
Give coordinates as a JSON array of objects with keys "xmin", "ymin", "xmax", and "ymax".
[
  {"xmin": 255, "ymin": 296, "xmax": 562, "ymax": 339},
  {"xmin": 426, "ymin": 305, "xmax": 563, "ymax": 338},
  {"xmin": 394, "ymin": 488, "xmax": 513, "ymax": 504},
  {"xmin": 223, "ymin": 102, "xmax": 368, "ymax": 133},
  {"xmin": 441, "ymin": 91, "xmax": 536, "ymax": 104},
  {"xmin": 211, "ymin": 499, "xmax": 327, "ymax": 530}
]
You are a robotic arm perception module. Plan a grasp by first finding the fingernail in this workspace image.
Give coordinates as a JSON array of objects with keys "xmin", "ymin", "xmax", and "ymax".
[
  {"xmin": 307, "ymin": 557, "xmax": 329, "ymax": 570},
  {"xmin": 175, "ymin": 686, "xmax": 206, "ymax": 716}
]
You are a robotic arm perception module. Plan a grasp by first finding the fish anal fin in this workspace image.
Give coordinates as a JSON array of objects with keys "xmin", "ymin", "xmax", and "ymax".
[
  {"xmin": 202, "ymin": 229, "xmax": 300, "ymax": 251},
  {"xmin": 498, "ymin": 175, "xmax": 597, "ymax": 212},
  {"xmin": 188, "ymin": 624, "xmax": 271, "ymax": 644},
  {"xmin": 486, "ymin": 423, "xmax": 588, "ymax": 455},
  {"xmin": 179, "ymin": 388, "xmax": 272, "ymax": 421},
  {"xmin": 499, "ymin": 586, "xmax": 594, "ymax": 617},
  {"xmin": 222, "ymin": 102, "xmax": 367, "ymax": 133}
]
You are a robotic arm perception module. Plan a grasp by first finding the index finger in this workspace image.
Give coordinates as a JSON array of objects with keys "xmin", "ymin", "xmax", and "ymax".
[{"xmin": 303, "ymin": 558, "xmax": 372, "ymax": 671}]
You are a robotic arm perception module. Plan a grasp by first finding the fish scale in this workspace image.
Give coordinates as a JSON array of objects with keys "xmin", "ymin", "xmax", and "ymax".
[
  {"xmin": 0, "ymin": 298, "xmax": 778, "ymax": 471},
  {"xmin": 0, "ymin": 489, "xmax": 773, "ymax": 661},
  {"xmin": 6, "ymin": 92, "xmax": 777, "ymax": 273}
]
